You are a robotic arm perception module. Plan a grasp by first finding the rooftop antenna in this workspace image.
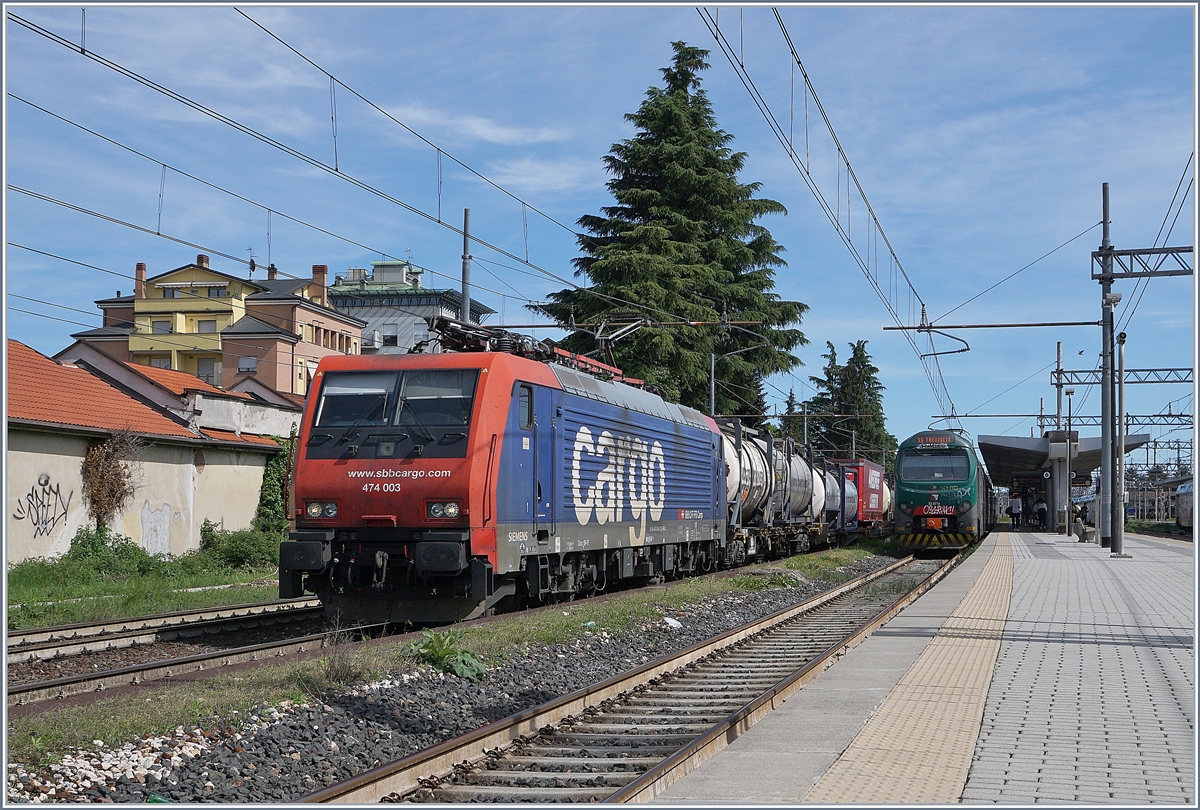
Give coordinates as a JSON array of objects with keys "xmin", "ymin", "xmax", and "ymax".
[{"xmin": 247, "ymin": 248, "xmax": 258, "ymax": 277}]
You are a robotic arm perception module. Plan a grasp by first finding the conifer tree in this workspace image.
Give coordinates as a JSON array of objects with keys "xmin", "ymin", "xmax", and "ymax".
[{"xmin": 536, "ymin": 42, "xmax": 806, "ymax": 413}]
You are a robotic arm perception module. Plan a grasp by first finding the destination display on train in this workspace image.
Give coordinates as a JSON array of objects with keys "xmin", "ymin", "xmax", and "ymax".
[{"xmin": 915, "ymin": 434, "xmax": 955, "ymax": 445}]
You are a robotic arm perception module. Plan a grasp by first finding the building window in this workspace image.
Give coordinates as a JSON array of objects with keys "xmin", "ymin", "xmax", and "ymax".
[
  {"xmin": 197, "ymin": 320, "xmax": 217, "ymax": 333},
  {"xmin": 152, "ymin": 320, "xmax": 171, "ymax": 334},
  {"xmin": 162, "ymin": 288, "xmax": 178, "ymax": 298},
  {"xmin": 197, "ymin": 357, "xmax": 218, "ymax": 385},
  {"xmin": 208, "ymin": 287, "xmax": 227, "ymax": 298},
  {"xmin": 382, "ymin": 323, "xmax": 399, "ymax": 347},
  {"xmin": 150, "ymin": 356, "xmax": 171, "ymax": 369},
  {"xmin": 238, "ymin": 356, "xmax": 258, "ymax": 373}
]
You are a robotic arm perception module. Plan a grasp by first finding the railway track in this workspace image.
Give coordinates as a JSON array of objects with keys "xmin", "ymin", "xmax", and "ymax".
[
  {"xmin": 7, "ymin": 598, "xmax": 323, "ymax": 664},
  {"xmin": 297, "ymin": 551, "xmax": 963, "ymax": 804}
]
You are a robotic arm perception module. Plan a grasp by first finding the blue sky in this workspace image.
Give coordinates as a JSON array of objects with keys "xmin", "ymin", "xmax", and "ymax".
[{"xmin": 5, "ymin": 4, "xmax": 1195, "ymax": 466}]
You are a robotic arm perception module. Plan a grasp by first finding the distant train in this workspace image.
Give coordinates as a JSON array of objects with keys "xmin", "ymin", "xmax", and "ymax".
[
  {"xmin": 279, "ymin": 319, "xmax": 891, "ymax": 625},
  {"xmin": 1177, "ymin": 481, "xmax": 1193, "ymax": 532},
  {"xmin": 893, "ymin": 430, "xmax": 996, "ymax": 549}
]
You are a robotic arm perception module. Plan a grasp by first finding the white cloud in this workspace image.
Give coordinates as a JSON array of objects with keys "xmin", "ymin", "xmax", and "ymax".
[
  {"xmin": 385, "ymin": 103, "xmax": 568, "ymax": 147},
  {"xmin": 483, "ymin": 156, "xmax": 600, "ymax": 195}
]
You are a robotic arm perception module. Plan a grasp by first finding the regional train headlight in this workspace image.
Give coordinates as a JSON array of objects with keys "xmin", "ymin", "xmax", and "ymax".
[
  {"xmin": 898, "ymin": 501, "xmax": 913, "ymax": 515},
  {"xmin": 958, "ymin": 500, "xmax": 972, "ymax": 513},
  {"xmin": 426, "ymin": 501, "xmax": 461, "ymax": 519},
  {"xmin": 306, "ymin": 501, "xmax": 337, "ymax": 519}
]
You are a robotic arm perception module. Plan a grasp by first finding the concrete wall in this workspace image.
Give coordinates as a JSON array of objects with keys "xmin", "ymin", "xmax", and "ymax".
[{"xmin": 7, "ymin": 428, "xmax": 272, "ymax": 563}]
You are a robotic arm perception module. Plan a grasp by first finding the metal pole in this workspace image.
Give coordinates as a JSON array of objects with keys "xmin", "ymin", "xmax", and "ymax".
[
  {"xmin": 1099, "ymin": 183, "xmax": 1113, "ymax": 547},
  {"xmin": 1056, "ymin": 341, "xmax": 1063, "ymax": 429},
  {"xmin": 709, "ymin": 353, "xmax": 716, "ymax": 416},
  {"xmin": 803, "ymin": 401, "xmax": 808, "ymax": 446},
  {"xmin": 1114, "ymin": 332, "xmax": 1128, "ymax": 556},
  {"xmin": 852, "ymin": 429, "xmax": 856, "ymax": 459},
  {"xmin": 460, "ymin": 208, "xmax": 472, "ymax": 323}
]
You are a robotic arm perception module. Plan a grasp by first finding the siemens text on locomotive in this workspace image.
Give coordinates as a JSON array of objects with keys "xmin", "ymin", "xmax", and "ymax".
[
  {"xmin": 893, "ymin": 429, "xmax": 996, "ymax": 549},
  {"xmin": 278, "ymin": 321, "xmax": 891, "ymax": 624}
]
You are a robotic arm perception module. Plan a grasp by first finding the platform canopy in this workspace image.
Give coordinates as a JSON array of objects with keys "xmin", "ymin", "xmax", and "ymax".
[{"xmin": 978, "ymin": 433, "xmax": 1151, "ymax": 492}]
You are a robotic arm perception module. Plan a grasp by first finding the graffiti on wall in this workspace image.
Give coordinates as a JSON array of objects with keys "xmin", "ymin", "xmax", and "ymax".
[
  {"xmin": 12, "ymin": 473, "xmax": 73, "ymax": 538},
  {"xmin": 140, "ymin": 500, "xmax": 172, "ymax": 556}
]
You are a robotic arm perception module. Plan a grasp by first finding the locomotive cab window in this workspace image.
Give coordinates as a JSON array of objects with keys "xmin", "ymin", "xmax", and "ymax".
[
  {"xmin": 393, "ymin": 369, "xmax": 479, "ymax": 427},
  {"xmin": 898, "ymin": 449, "xmax": 970, "ymax": 482},
  {"xmin": 518, "ymin": 385, "xmax": 533, "ymax": 429},
  {"xmin": 314, "ymin": 372, "xmax": 395, "ymax": 426}
]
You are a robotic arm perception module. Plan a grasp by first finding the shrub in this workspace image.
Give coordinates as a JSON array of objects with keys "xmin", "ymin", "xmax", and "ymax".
[
  {"xmin": 62, "ymin": 524, "xmax": 162, "ymax": 578},
  {"xmin": 199, "ymin": 519, "xmax": 279, "ymax": 569}
]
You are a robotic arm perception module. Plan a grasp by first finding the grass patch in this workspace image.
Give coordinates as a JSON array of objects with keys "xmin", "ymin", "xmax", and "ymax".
[
  {"xmin": 781, "ymin": 545, "xmax": 877, "ymax": 581},
  {"xmin": 1126, "ymin": 520, "xmax": 1190, "ymax": 539},
  {"xmin": 8, "ymin": 523, "xmax": 283, "ymax": 630},
  {"xmin": 7, "ymin": 552, "xmax": 886, "ymax": 767}
]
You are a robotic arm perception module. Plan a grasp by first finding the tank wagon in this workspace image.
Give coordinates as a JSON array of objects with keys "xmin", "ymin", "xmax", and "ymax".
[
  {"xmin": 893, "ymin": 430, "xmax": 995, "ymax": 549},
  {"xmin": 278, "ymin": 321, "xmax": 886, "ymax": 625}
]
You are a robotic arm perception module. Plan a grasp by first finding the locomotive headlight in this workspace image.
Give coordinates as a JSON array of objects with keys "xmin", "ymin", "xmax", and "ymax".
[
  {"xmin": 426, "ymin": 501, "xmax": 461, "ymax": 519},
  {"xmin": 306, "ymin": 501, "xmax": 337, "ymax": 519},
  {"xmin": 898, "ymin": 501, "xmax": 912, "ymax": 515},
  {"xmin": 958, "ymin": 500, "xmax": 972, "ymax": 513}
]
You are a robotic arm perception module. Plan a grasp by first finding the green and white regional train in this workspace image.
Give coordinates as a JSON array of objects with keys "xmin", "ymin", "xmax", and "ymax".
[{"xmin": 893, "ymin": 430, "xmax": 997, "ymax": 549}]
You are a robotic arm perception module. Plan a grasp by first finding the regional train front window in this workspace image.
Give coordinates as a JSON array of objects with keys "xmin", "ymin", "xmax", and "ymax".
[
  {"xmin": 314, "ymin": 372, "xmax": 395, "ymax": 427},
  {"xmin": 392, "ymin": 369, "xmax": 478, "ymax": 427},
  {"xmin": 899, "ymin": 449, "xmax": 970, "ymax": 481}
]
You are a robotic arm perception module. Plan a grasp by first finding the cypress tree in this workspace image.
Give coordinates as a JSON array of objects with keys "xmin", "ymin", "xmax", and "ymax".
[{"xmin": 536, "ymin": 42, "xmax": 807, "ymax": 413}]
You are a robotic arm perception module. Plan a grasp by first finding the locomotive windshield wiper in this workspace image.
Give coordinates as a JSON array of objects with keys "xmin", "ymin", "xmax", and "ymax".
[
  {"xmin": 338, "ymin": 400, "xmax": 386, "ymax": 444},
  {"xmin": 397, "ymin": 396, "xmax": 436, "ymax": 444}
]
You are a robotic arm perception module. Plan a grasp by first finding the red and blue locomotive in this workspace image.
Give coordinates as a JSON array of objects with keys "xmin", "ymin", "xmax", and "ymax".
[{"xmin": 280, "ymin": 327, "xmax": 728, "ymax": 624}]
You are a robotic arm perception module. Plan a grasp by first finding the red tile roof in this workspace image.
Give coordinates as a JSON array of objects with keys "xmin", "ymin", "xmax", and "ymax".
[
  {"xmin": 7, "ymin": 341, "xmax": 276, "ymax": 451},
  {"xmin": 126, "ymin": 362, "xmax": 253, "ymax": 400},
  {"xmin": 201, "ymin": 429, "xmax": 280, "ymax": 448},
  {"xmin": 9, "ymin": 341, "xmax": 200, "ymax": 439}
]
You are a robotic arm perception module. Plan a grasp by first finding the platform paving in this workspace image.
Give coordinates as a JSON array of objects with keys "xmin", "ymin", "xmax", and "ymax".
[{"xmin": 650, "ymin": 530, "xmax": 1194, "ymax": 804}]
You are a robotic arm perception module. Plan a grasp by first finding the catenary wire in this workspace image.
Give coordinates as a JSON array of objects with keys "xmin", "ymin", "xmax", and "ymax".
[
  {"xmin": 7, "ymin": 12, "xmax": 693, "ymax": 332},
  {"xmin": 14, "ymin": 11, "xmax": 812, "ymax": 417},
  {"xmin": 8, "ymin": 94, "xmax": 540, "ymax": 309},
  {"xmin": 701, "ymin": 8, "xmax": 957, "ymax": 425},
  {"xmin": 934, "ymin": 222, "xmax": 1102, "ymax": 322},
  {"xmin": 233, "ymin": 8, "xmax": 583, "ymax": 241}
]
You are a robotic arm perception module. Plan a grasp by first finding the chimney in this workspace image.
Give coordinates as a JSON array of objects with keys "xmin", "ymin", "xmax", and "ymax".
[
  {"xmin": 196, "ymin": 254, "xmax": 210, "ymax": 268},
  {"xmin": 267, "ymin": 263, "xmax": 278, "ymax": 281},
  {"xmin": 135, "ymin": 262, "xmax": 146, "ymax": 299},
  {"xmin": 312, "ymin": 264, "xmax": 328, "ymax": 306}
]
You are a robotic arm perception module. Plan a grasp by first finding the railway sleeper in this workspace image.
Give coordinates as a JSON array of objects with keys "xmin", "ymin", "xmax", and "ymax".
[
  {"xmin": 550, "ymin": 731, "xmax": 698, "ymax": 746},
  {"xmin": 519, "ymin": 744, "xmax": 682, "ymax": 757},
  {"xmin": 500, "ymin": 756, "xmax": 664, "ymax": 772},
  {"xmin": 566, "ymin": 721, "xmax": 716, "ymax": 734},
  {"xmin": 463, "ymin": 769, "xmax": 641, "ymax": 787},
  {"xmin": 431, "ymin": 784, "xmax": 614, "ymax": 802}
]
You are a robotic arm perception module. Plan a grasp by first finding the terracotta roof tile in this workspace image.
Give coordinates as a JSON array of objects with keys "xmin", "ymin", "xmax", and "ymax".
[
  {"xmin": 7, "ymin": 341, "xmax": 198, "ymax": 439},
  {"xmin": 201, "ymin": 429, "xmax": 281, "ymax": 447},
  {"xmin": 125, "ymin": 362, "xmax": 254, "ymax": 400}
]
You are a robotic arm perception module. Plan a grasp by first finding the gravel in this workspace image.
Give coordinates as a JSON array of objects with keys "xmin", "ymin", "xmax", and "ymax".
[{"xmin": 6, "ymin": 557, "xmax": 890, "ymax": 803}]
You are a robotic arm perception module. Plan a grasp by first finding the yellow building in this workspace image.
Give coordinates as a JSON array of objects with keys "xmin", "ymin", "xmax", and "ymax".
[{"xmin": 71, "ymin": 254, "xmax": 365, "ymax": 394}]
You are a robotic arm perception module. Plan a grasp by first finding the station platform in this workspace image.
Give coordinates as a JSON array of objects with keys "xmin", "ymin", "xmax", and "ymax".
[{"xmin": 652, "ymin": 530, "xmax": 1195, "ymax": 804}]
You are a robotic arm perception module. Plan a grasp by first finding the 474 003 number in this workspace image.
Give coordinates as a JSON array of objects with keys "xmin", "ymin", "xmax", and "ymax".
[{"xmin": 362, "ymin": 483, "xmax": 402, "ymax": 492}]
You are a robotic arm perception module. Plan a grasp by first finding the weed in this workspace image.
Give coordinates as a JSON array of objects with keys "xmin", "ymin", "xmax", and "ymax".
[{"xmin": 409, "ymin": 629, "xmax": 487, "ymax": 681}]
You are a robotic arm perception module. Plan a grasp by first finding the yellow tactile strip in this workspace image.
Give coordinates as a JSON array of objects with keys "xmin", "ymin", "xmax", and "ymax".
[{"xmin": 802, "ymin": 534, "xmax": 1014, "ymax": 804}]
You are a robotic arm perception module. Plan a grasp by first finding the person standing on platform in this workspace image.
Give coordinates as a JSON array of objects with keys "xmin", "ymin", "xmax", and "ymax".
[
  {"xmin": 1010, "ymin": 497, "xmax": 1022, "ymax": 529},
  {"xmin": 1035, "ymin": 498, "xmax": 1048, "ymax": 530}
]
